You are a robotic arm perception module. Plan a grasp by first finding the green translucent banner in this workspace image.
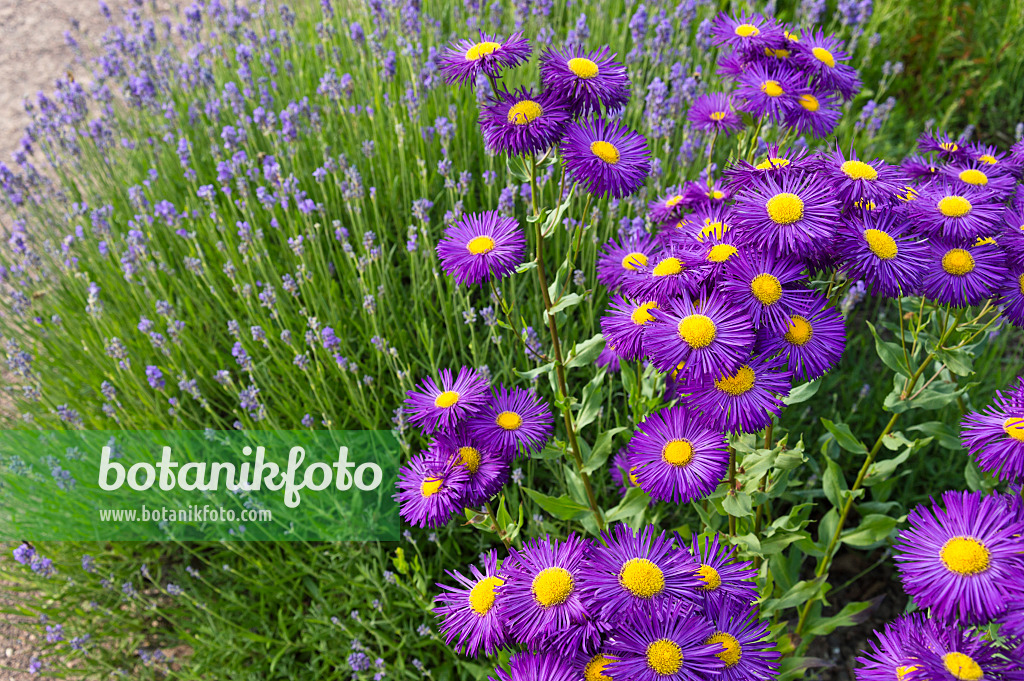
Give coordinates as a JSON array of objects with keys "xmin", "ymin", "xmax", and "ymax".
[{"xmin": 0, "ymin": 430, "xmax": 399, "ymax": 541}]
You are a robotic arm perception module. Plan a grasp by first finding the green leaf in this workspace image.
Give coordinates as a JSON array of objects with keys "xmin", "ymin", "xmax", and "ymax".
[
  {"xmin": 821, "ymin": 418, "xmax": 868, "ymax": 454},
  {"xmin": 540, "ymin": 186, "xmax": 575, "ymax": 237},
  {"xmin": 516, "ymin": 362, "xmax": 555, "ymax": 380},
  {"xmin": 514, "ymin": 260, "xmax": 537, "ymax": 273},
  {"xmin": 841, "ymin": 514, "xmax": 899, "ymax": 547},
  {"xmin": 521, "ymin": 488, "xmax": 588, "ymax": 521},
  {"xmin": 722, "ymin": 492, "xmax": 753, "ymax": 518},
  {"xmin": 575, "ymin": 370, "xmax": 606, "ymax": 432},
  {"xmin": 909, "ymin": 422, "xmax": 962, "ymax": 450},
  {"xmin": 762, "ymin": 578, "xmax": 824, "ymax": 613},
  {"xmin": 583, "ymin": 426, "xmax": 628, "ymax": 474},
  {"xmin": 866, "ymin": 321, "xmax": 909, "ymax": 375},
  {"xmin": 803, "ymin": 600, "xmax": 874, "ymax": 636},
  {"xmin": 783, "ymin": 380, "xmax": 820, "ymax": 406},
  {"xmin": 548, "ymin": 293, "xmax": 583, "ymax": 315},
  {"xmin": 566, "ymin": 334, "xmax": 606, "ymax": 369},
  {"xmin": 822, "ymin": 456, "xmax": 848, "ymax": 508},
  {"xmin": 933, "ymin": 346, "xmax": 974, "ymax": 376},
  {"xmin": 605, "ymin": 486, "xmax": 651, "ymax": 525}
]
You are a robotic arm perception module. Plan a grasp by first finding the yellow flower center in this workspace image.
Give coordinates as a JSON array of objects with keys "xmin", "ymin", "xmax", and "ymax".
[
  {"xmin": 755, "ymin": 157, "xmax": 790, "ymax": 170},
  {"xmin": 812, "ymin": 46, "xmax": 836, "ymax": 67},
  {"xmin": 709, "ymin": 190, "xmax": 725, "ymax": 200},
  {"xmin": 706, "ymin": 632, "xmax": 743, "ymax": 667},
  {"xmin": 707, "ymin": 244, "xmax": 738, "ymax": 263},
  {"xmin": 941, "ymin": 141, "xmax": 959, "ymax": 152},
  {"xmin": 420, "ymin": 477, "xmax": 443, "ymax": 497},
  {"xmin": 629, "ymin": 466, "xmax": 639, "ymax": 486},
  {"xmin": 465, "ymin": 41, "xmax": 501, "ymax": 60},
  {"xmin": 715, "ymin": 365, "xmax": 756, "ymax": 396},
  {"xmin": 661, "ymin": 439, "xmax": 695, "ymax": 467},
  {"xmin": 863, "ymin": 229, "xmax": 898, "ymax": 260},
  {"xmin": 646, "ymin": 639, "xmax": 683, "ymax": 676},
  {"xmin": 677, "ymin": 314, "xmax": 717, "ymax": 348},
  {"xmin": 799, "ymin": 93, "xmax": 820, "ymax": 112},
  {"xmin": 584, "ymin": 655, "xmax": 614, "ymax": 681},
  {"xmin": 619, "ymin": 558, "xmax": 666, "ymax": 598},
  {"xmin": 958, "ymin": 169, "xmax": 988, "ymax": 186},
  {"xmin": 941, "ymin": 249, "xmax": 975, "ymax": 276},
  {"xmin": 764, "ymin": 47, "xmax": 791, "ymax": 58},
  {"xmin": 750, "ymin": 273, "xmax": 783, "ymax": 305},
  {"xmin": 496, "ymin": 410, "xmax": 523, "ymax": 430},
  {"xmin": 458, "ymin": 446, "xmax": 482, "ymax": 474},
  {"xmin": 506, "ymin": 100, "xmax": 543, "ymax": 125},
  {"xmin": 532, "ymin": 566, "xmax": 574, "ymax": 607},
  {"xmin": 591, "ymin": 140, "xmax": 620, "ymax": 164},
  {"xmin": 842, "ymin": 160, "xmax": 878, "ymax": 180},
  {"xmin": 666, "ymin": 195, "xmax": 685, "ymax": 207},
  {"xmin": 1019, "ymin": 273, "xmax": 1024, "ymax": 295},
  {"xmin": 709, "ymin": 111, "xmax": 728, "ymax": 121},
  {"xmin": 1002, "ymin": 417, "xmax": 1024, "ymax": 442},
  {"xmin": 785, "ymin": 30, "xmax": 800, "ymax": 42},
  {"xmin": 896, "ymin": 665, "xmax": 919, "ymax": 681},
  {"xmin": 698, "ymin": 564, "xmax": 722, "ymax": 590},
  {"xmin": 466, "ymin": 235, "xmax": 496, "ymax": 255},
  {"xmin": 434, "ymin": 390, "xmax": 460, "ymax": 408},
  {"xmin": 653, "ymin": 257, "xmax": 683, "ymax": 277},
  {"xmin": 734, "ymin": 23, "xmax": 760, "ymax": 37},
  {"xmin": 631, "ymin": 302, "xmax": 659, "ymax": 326},
  {"xmin": 940, "ymin": 536, "xmax": 990, "ymax": 576},
  {"xmin": 700, "ymin": 220, "xmax": 729, "ymax": 240},
  {"xmin": 943, "ymin": 652, "xmax": 984, "ymax": 681},
  {"xmin": 621, "ymin": 251, "xmax": 648, "ymax": 270},
  {"xmin": 784, "ymin": 316, "xmax": 814, "ymax": 346},
  {"xmin": 568, "ymin": 57, "xmax": 599, "ymax": 79},
  {"xmin": 468, "ymin": 576, "xmax": 503, "ymax": 615},
  {"xmin": 978, "ymin": 154, "xmax": 998, "ymax": 165},
  {"xmin": 761, "ymin": 80, "xmax": 784, "ymax": 97},
  {"xmin": 766, "ymin": 192, "xmax": 804, "ymax": 225}
]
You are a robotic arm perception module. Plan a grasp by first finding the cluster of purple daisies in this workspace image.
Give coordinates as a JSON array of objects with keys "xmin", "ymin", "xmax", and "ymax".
[
  {"xmin": 395, "ymin": 366, "xmax": 553, "ymax": 528},
  {"xmin": 686, "ymin": 12, "xmax": 860, "ymax": 139},
  {"xmin": 855, "ymin": 490, "xmax": 1024, "ymax": 679},
  {"xmin": 435, "ymin": 525, "xmax": 777, "ymax": 681}
]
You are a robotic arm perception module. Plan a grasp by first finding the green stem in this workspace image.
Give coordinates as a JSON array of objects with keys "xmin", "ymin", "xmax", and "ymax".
[{"xmin": 484, "ymin": 501, "xmax": 511, "ymax": 550}]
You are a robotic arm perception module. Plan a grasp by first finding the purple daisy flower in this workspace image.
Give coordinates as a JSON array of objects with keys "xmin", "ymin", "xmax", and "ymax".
[
  {"xmin": 575, "ymin": 653, "xmax": 621, "ymax": 681},
  {"xmin": 755, "ymin": 294, "xmax": 846, "ymax": 381},
  {"xmin": 918, "ymin": 131, "xmax": 971, "ymax": 162},
  {"xmin": 1000, "ymin": 266, "xmax": 1024, "ymax": 328},
  {"xmin": 680, "ymin": 180, "xmax": 732, "ymax": 209},
  {"xmin": 612, "ymin": 447, "xmax": 641, "ymax": 496},
  {"xmin": 562, "ymin": 117, "xmax": 651, "ymax": 199},
  {"xmin": 894, "ymin": 489, "xmax": 1024, "ymax": 623},
  {"xmin": 718, "ymin": 250, "xmax": 809, "ymax": 332},
  {"xmin": 405, "ymin": 367, "xmax": 489, "ymax": 434},
  {"xmin": 961, "ymin": 378, "xmax": 1024, "ymax": 482},
  {"xmin": 626, "ymin": 406, "xmax": 729, "ymax": 504},
  {"xmin": 689, "ymin": 533, "xmax": 758, "ymax": 606},
  {"xmin": 643, "ymin": 290, "xmax": 756, "ymax": 377},
  {"xmin": 533, "ymin": 612, "xmax": 614, "ymax": 656},
  {"xmin": 692, "ymin": 231, "xmax": 742, "ymax": 279},
  {"xmin": 688, "ymin": 93, "xmax": 744, "ymax": 136},
  {"xmin": 675, "ymin": 203, "xmax": 736, "ymax": 242},
  {"xmin": 920, "ymin": 240, "xmax": 1005, "ymax": 307},
  {"xmin": 607, "ymin": 600, "xmax": 722, "ymax": 681},
  {"xmin": 735, "ymin": 63, "xmax": 801, "ymax": 124},
  {"xmin": 489, "ymin": 651, "xmax": 577, "ymax": 681},
  {"xmin": 792, "ymin": 29, "xmax": 860, "ymax": 98},
  {"xmin": 999, "ymin": 208, "xmax": 1024, "ymax": 268},
  {"xmin": 479, "ymin": 87, "xmax": 571, "ymax": 156},
  {"xmin": 723, "ymin": 144, "xmax": 812, "ymax": 188},
  {"xmin": 430, "ymin": 428, "xmax": 510, "ymax": 506},
  {"xmin": 906, "ymin": 183, "xmax": 1004, "ymax": 241},
  {"xmin": 731, "ymin": 173, "xmax": 840, "ymax": 259},
  {"xmin": 600, "ymin": 295, "xmax": 661, "ymax": 361},
  {"xmin": 440, "ymin": 32, "xmax": 531, "ymax": 87},
  {"xmin": 596, "ymin": 343, "xmax": 624, "ymax": 373},
  {"xmin": 434, "ymin": 550, "xmax": 508, "ymax": 656},
  {"xmin": 396, "ymin": 453, "xmax": 470, "ymax": 528},
  {"xmin": 596, "ymin": 233, "xmax": 658, "ymax": 291},
  {"xmin": 900, "ymin": 154, "xmax": 943, "ymax": 183},
  {"xmin": 437, "ymin": 212, "xmax": 526, "ymax": 286},
  {"xmin": 702, "ymin": 599, "xmax": 780, "ymax": 681},
  {"xmin": 910, "ymin": 620, "xmax": 1015, "ymax": 681},
  {"xmin": 818, "ymin": 147, "xmax": 907, "ymax": 206},
  {"xmin": 854, "ymin": 613, "xmax": 937, "ymax": 681},
  {"xmin": 784, "ymin": 88, "xmax": 842, "ymax": 138},
  {"xmin": 711, "ymin": 11, "xmax": 784, "ymax": 52},
  {"xmin": 648, "ymin": 186, "xmax": 690, "ymax": 225},
  {"xmin": 624, "ymin": 246, "xmax": 710, "ymax": 303},
  {"xmin": 966, "ymin": 142, "xmax": 1009, "ymax": 168},
  {"xmin": 466, "ymin": 385, "xmax": 554, "ymax": 459},
  {"xmin": 942, "ymin": 161, "xmax": 1018, "ymax": 200},
  {"xmin": 539, "ymin": 46, "xmax": 629, "ymax": 117},
  {"xmin": 583, "ymin": 524, "xmax": 702, "ymax": 621},
  {"xmin": 498, "ymin": 534, "xmax": 590, "ymax": 648},
  {"xmin": 835, "ymin": 211, "xmax": 930, "ymax": 298},
  {"xmin": 684, "ymin": 353, "xmax": 791, "ymax": 434}
]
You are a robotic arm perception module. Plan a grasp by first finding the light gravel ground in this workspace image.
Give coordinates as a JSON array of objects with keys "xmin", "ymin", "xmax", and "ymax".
[{"xmin": 1, "ymin": 2, "xmax": 108, "ymax": 677}]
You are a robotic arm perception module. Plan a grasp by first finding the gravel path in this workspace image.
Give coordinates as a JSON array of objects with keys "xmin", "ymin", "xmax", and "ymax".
[{"xmin": 1, "ymin": 2, "xmax": 107, "ymax": 675}]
